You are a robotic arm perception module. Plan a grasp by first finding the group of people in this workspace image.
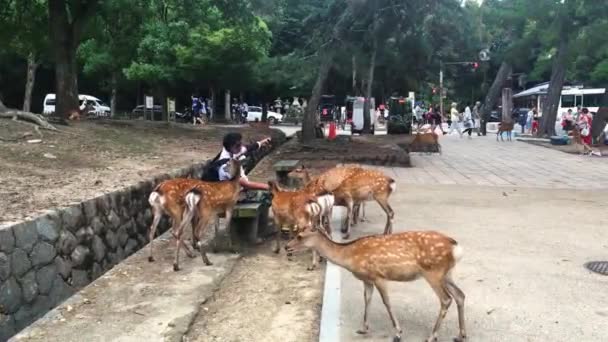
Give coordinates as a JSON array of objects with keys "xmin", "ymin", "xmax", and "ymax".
[
  {"xmin": 231, "ymin": 101, "xmax": 250, "ymax": 123},
  {"xmin": 191, "ymin": 95, "xmax": 211, "ymax": 125},
  {"xmin": 446, "ymin": 102, "xmax": 483, "ymax": 138}
]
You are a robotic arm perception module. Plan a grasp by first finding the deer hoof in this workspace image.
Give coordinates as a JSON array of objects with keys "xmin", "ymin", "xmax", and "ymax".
[
  {"xmin": 306, "ymin": 265, "xmax": 316, "ymax": 271},
  {"xmin": 356, "ymin": 328, "xmax": 368, "ymax": 335},
  {"xmin": 203, "ymin": 259, "xmax": 213, "ymax": 266},
  {"xmin": 453, "ymin": 336, "xmax": 466, "ymax": 342},
  {"xmin": 342, "ymin": 233, "xmax": 350, "ymax": 240},
  {"xmin": 173, "ymin": 264, "xmax": 180, "ymax": 272},
  {"xmin": 392, "ymin": 335, "xmax": 401, "ymax": 342},
  {"xmin": 148, "ymin": 256, "xmax": 155, "ymax": 262},
  {"xmin": 426, "ymin": 337, "xmax": 437, "ymax": 342}
]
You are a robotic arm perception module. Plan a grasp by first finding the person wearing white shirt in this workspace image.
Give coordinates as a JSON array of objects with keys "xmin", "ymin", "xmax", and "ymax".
[
  {"xmin": 216, "ymin": 132, "xmax": 271, "ymax": 190},
  {"xmin": 448, "ymin": 102, "xmax": 463, "ymax": 137}
]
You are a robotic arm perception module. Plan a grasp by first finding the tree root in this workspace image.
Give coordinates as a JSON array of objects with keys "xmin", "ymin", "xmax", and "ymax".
[{"xmin": 0, "ymin": 111, "xmax": 58, "ymax": 131}]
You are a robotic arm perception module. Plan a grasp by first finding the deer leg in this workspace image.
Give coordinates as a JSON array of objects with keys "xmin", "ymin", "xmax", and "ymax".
[
  {"xmin": 194, "ymin": 216, "xmax": 213, "ymax": 266},
  {"xmin": 308, "ymin": 250, "xmax": 318, "ymax": 271},
  {"xmin": 425, "ymin": 277, "xmax": 453, "ymax": 342},
  {"xmin": 376, "ymin": 197, "xmax": 394, "ymax": 235},
  {"xmin": 360, "ymin": 202, "xmax": 367, "ymax": 222},
  {"xmin": 272, "ymin": 216, "xmax": 281, "ymax": 254},
  {"xmin": 352, "ymin": 203, "xmax": 360, "ymax": 226},
  {"xmin": 341, "ymin": 198, "xmax": 354, "ymax": 239},
  {"xmin": 375, "ymin": 280, "xmax": 402, "ymax": 342},
  {"xmin": 212, "ymin": 215, "xmax": 220, "ymax": 253},
  {"xmin": 172, "ymin": 218, "xmax": 184, "ymax": 271},
  {"xmin": 356, "ymin": 282, "xmax": 374, "ymax": 335},
  {"xmin": 147, "ymin": 208, "xmax": 162, "ymax": 262},
  {"xmin": 445, "ymin": 277, "xmax": 467, "ymax": 342}
]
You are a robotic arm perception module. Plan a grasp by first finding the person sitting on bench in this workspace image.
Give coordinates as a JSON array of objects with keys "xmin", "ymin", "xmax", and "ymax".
[{"xmin": 206, "ymin": 132, "xmax": 271, "ymax": 190}]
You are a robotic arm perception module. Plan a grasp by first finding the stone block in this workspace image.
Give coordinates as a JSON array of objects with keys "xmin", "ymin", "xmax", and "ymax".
[
  {"xmin": 105, "ymin": 230, "xmax": 118, "ymax": 251},
  {"xmin": 30, "ymin": 241, "xmax": 57, "ymax": 267},
  {"xmin": 48, "ymin": 275, "xmax": 74, "ymax": 306},
  {"xmin": 35, "ymin": 215, "xmax": 59, "ymax": 243},
  {"xmin": 0, "ymin": 314, "xmax": 16, "ymax": 341},
  {"xmin": 96, "ymin": 194, "xmax": 112, "ymax": 215},
  {"xmin": 61, "ymin": 205, "xmax": 84, "ymax": 233},
  {"xmin": 82, "ymin": 198, "xmax": 97, "ymax": 223},
  {"xmin": 75, "ymin": 226, "xmax": 94, "ymax": 244},
  {"xmin": 71, "ymin": 269, "xmax": 90, "ymax": 288},
  {"xmin": 0, "ymin": 227, "xmax": 15, "ymax": 254},
  {"xmin": 91, "ymin": 216, "xmax": 105, "ymax": 235},
  {"xmin": 10, "ymin": 248, "xmax": 31, "ymax": 277},
  {"xmin": 13, "ymin": 221, "xmax": 38, "ymax": 253},
  {"xmin": 125, "ymin": 219, "xmax": 137, "ymax": 237},
  {"xmin": 117, "ymin": 225, "xmax": 129, "ymax": 247},
  {"xmin": 70, "ymin": 246, "xmax": 90, "ymax": 268},
  {"xmin": 107, "ymin": 210, "xmax": 121, "ymax": 231},
  {"xmin": 54, "ymin": 256, "xmax": 72, "ymax": 280},
  {"xmin": 0, "ymin": 277, "xmax": 22, "ymax": 314},
  {"xmin": 36, "ymin": 264, "xmax": 57, "ymax": 295},
  {"xmin": 124, "ymin": 239, "xmax": 138, "ymax": 256},
  {"xmin": 91, "ymin": 236, "xmax": 106, "ymax": 262},
  {"xmin": 91, "ymin": 262, "xmax": 103, "ymax": 280},
  {"xmin": 0, "ymin": 252, "xmax": 10, "ymax": 281},
  {"xmin": 137, "ymin": 233, "xmax": 147, "ymax": 246},
  {"xmin": 57, "ymin": 230, "xmax": 77, "ymax": 256},
  {"xmin": 19, "ymin": 270, "xmax": 38, "ymax": 303}
]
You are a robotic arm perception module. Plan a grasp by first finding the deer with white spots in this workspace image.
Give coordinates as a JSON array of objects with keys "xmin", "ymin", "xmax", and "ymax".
[
  {"xmin": 173, "ymin": 159, "xmax": 242, "ymax": 270},
  {"xmin": 286, "ymin": 229, "xmax": 466, "ymax": 342},
  {"xmin": 147, "ymin": 178, "xmax": 202, "ymax": 266},
  {"xmin": 267, "ymin": 181, "xmax": 325, "ymax": 270},
  {"xmin": 332, "ymin": 168, "xmax": 396, "ymax": 239},
  {"xmin": 288, "ymin": 164, "xmax": 367, "ymax": 228}
]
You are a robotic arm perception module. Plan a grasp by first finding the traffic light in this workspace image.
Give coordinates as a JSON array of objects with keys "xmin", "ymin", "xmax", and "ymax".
[
  {"xmin": 432, "ymin": 87, "xmax": 437, "ymax": 94},
  {"xmin": 471, "ymin": 62, "xmax": 479, "ymax": 71}
]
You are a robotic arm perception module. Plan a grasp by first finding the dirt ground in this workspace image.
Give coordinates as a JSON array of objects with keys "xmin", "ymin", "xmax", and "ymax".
[
  {"xmin": 0, "ymin": 119, "xmax": 282, "ymax": 224},
  {"xmin": 185, "ymin": 243, "xmax": 324, "ymax": 342}
]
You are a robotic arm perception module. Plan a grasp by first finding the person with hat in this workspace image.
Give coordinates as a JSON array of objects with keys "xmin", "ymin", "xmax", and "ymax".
[{"xmin": 448, "ymin": 102, "xmax": 463, "ymax": 137}]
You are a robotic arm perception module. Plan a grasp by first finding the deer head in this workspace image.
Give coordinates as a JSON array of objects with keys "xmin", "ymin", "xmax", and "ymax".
[
  {"xmin": 285, "ymin": 228, "xmax": 322, "ymax": 254},
  {"xmin": 287, "ymin": 164, "xmax": 310, "ymax": 181}
]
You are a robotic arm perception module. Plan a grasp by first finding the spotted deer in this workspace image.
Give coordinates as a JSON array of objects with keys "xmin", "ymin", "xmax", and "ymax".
[
  {"xmin": 333, "ymin": 168, "xmax": 396, "ymax": 239},
  {"xmin": 267, "ymin": 181, "xmax": 325, "ymax": 270},
  {"xmin": 147, "ymin": 178, "xmax": 201, "ymax": 265},
  {"xmin": 174, "ymin": 159, "xmax": 242, "ymax": 270},
  {"xmin": 288, "ymin": 165, "xmax": 367, "ymax": 226},
  {"xmin": 496, "ymin": 121, "xmax": 514, "ymax": 141},
  {"xmin": 286, "ymin": 229, "xmax": 466, "ymax": 342}
]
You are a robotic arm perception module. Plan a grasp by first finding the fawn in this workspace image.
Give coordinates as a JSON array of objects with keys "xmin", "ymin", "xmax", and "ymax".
[
  {"xmin": 288, "ymin": 165, "xmax": 367, "ymax": 226},
  {"xmin": 496, "ymin": 121, "xmax": 514, "ymax": 141},
  {"xmin": 333, "ymin": 168, "xmax": 396, "ymax": 239},
  {"xmin": 174, "ymin": 159, "xmax": 242, "ymax": 270},
  {"xmin": 68, "ymin": 102, "xmax": 95, "ymax": 121},
  {"xmin": 268, "ymin": 180, "xmax": 326, "ymax": 270},
  {"xmin": 286, "ymin": 229, "xmax": 466, "ymax": 342},
  {"xmin": 148, "ymin": 178, "xmax": 203, "ymax": 265},
  {"xmin": 412, "ymin": 126, "xmax": 442, "ymax": 154}
]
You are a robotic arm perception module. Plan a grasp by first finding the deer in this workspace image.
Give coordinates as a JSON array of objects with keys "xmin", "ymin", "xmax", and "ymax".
[
  {"xmin": 268, "ymin": 181, "xmax": 326, "ymax": 270},
  {"xmin": 333, "ymin": 168, "xmax": 396, "ymax": 239},
  {"xmin": 496, "ymin": 121, "xmax": 514, "ymax": 141},
  {"xmin": 68, "ymin": 101, "xmax": 95, "ymax": 121},
  {"xmin": 285, "ymin": 228, "xmax": 466, "ymax": 342},
  {"xmin": 412, "ymin": 125, "xmax": 442, "ymax": 154},
  {"xmin": 147, "ymin": 178, "xmax": 202, "ymax": 265},
  {"xmin": 288, "ymin": 165, "xmax": 367, "ymax": 226},
  {"xmin": 173, "ymin": 158, "xmax": 242, "ymax": 271}
]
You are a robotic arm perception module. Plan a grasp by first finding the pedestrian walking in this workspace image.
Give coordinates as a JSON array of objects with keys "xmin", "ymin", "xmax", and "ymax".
[
  {"xmin": 462, "ymin": 104, "xmax": 474, "ymax": 139},
  {"xmin": 473, "ymin": 101, "xmax": 482, "ymax": 136},
  {"xmin": 448, "ymin": 102, "xmax": 463, "ymax": 137}
]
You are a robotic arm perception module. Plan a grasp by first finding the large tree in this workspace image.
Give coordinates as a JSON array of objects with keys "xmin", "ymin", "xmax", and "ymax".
[{"xmin": 48, "ymin": 0, "xmax": 99, "ymax": 120}]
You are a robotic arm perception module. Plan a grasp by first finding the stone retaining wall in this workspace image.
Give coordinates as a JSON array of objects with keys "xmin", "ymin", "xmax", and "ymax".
[{"xmin": 0, "ymin": 163, "xmax": 208, "ymax": 340}]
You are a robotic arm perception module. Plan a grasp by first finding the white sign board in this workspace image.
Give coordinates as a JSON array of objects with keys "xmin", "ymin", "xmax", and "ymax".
[
  {"xmin": 168, "ymin": 99, "xmax": 175, "ymax": 113},
  {"xmin": 145, "ymin": 96, "xmax": 154, "ymax": 109}
]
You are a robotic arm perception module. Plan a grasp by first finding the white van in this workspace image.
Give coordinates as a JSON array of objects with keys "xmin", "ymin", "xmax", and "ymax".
[
  {"xmin": 43, "ymin": 94, "xmax": 111, "ymax": 116},
  {"xmin": 351, "ymin": 97, "xmax": 376, "ymax": 134}
]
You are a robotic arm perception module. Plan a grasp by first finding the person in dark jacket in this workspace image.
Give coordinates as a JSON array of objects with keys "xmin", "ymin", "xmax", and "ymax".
[{"xmin": 217, "ymin": 132, "xmax": 271, "ymax": 190}]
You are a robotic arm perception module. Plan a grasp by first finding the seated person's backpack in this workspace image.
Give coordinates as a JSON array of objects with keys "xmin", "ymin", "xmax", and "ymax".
[{"xmin": 201, "ymin": 156, "xmax": 231, "ymax": 182}]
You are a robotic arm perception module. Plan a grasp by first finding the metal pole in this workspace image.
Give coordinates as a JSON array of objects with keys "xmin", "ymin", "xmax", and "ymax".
[{"xmin": 439, "ymin": 61, "xmax": 444, "ymax": 119}]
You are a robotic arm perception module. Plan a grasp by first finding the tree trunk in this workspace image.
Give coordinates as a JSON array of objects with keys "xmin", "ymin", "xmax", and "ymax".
[
  {"xmin": 352, "ymin": 55, "xmax": 357, "ymax": 94},
  {"xmin": 539, "ymin": 35, "xmax": 569, "ymax": 137},
  {"xmin": 262, "ymin": 102, "xmax": 268, "ymax": 122},
  {"xmin": 110, "ymin": 72, "xmax": 118, "ymax": 117},
  {"xmin": 302, "ymin": 51, "xmax": 335, "ymax": 142},
  {"xmin": 363, "ymin": 37, "xmax": 377, "ymax": 134},
  {"xmin": 209, "ymin": 87, "xmax": 216, "ymax": 121},
  {"xmin": 225, "ymin": 89, "xmax": 231, "ymax": 121},
  {"xmin": 23, "ymin": 52, "xmax": 39, "ymax": 112},
  {"xmin": 480, "ymin": 61, "xmax": 512, "ymax": 135}
]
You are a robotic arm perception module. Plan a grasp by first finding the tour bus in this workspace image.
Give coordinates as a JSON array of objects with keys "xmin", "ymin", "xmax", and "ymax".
[{"xmin": 514, "ymin": 83, "xmax": 606, "ymax": 115}]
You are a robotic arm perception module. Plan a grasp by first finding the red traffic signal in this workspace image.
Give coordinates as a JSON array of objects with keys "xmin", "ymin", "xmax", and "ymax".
[
  {"xmin": 432, "ymin": 88, "xmax": 437, "ymax": 94},
  {"xmin": 472, "ymin": 62, "xmax": 479, "ymax": 70}
]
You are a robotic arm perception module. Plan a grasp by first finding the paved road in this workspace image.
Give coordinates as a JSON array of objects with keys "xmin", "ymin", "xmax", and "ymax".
[{"xmin": 321, "ymin": 135, "xmax": 608, "ymax": 342}]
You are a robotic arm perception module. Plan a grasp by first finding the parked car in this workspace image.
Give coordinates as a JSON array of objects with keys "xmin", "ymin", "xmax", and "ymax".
[
  {"xmin": 132, "ymin": 105, "xmax": 162, "ymax": 115},
  {"xmin": 43, "ymin": 93, "xmax": 110, "ymax": 116},
  {"xmin": 246, "ymin": 106, "xmax": 283, "ymax": 124}
]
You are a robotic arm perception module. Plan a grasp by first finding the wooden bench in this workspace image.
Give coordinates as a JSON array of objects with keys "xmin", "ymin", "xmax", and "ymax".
[
  {"xmin": 273, "ymin": 159, "xmax": 301, "ymax": 188},
  {"xmin": 217, "ymin": 191, "xmax": 271, "ymax": 249}
]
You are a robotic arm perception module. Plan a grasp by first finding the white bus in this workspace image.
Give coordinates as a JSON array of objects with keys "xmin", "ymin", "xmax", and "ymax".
[{"xmin": 514, "ymin": 84, "xmax": 606, "ymax": 115}]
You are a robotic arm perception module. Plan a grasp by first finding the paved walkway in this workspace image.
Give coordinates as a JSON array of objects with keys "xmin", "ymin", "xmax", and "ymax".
[
  {"xmin": 403, "ymin": 135, "xmax": 608, "ymax": 189},
  {"xmin": 321, "ymin": 135, "xmax": 608, "ymax": 342}
]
